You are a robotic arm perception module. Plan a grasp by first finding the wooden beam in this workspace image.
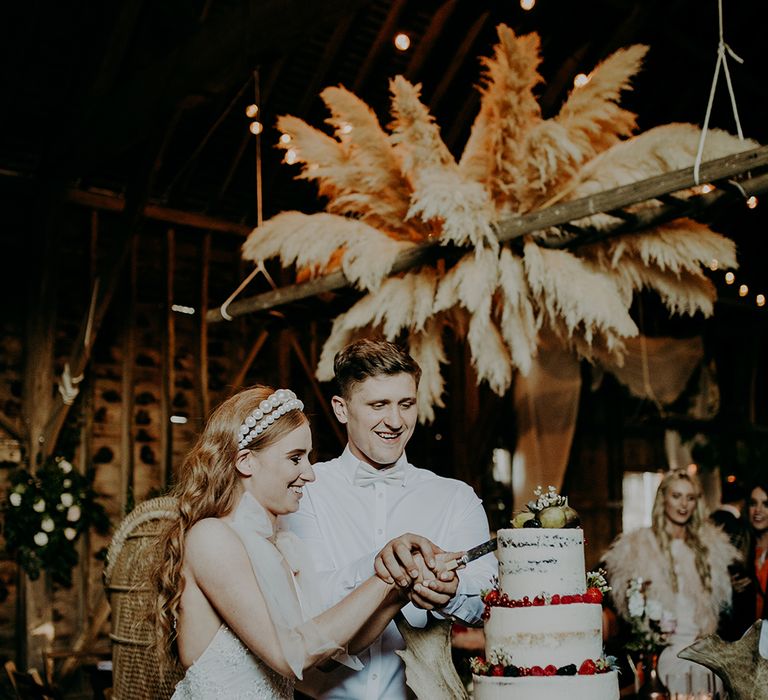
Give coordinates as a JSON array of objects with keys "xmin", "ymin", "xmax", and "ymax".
[
  {"xmin": 297, "ymin": 13, "xmax": 356, "ymax": 116},
  {"xmin": 228, "ymin": 330, "xmax": 270, "ymax": 394},
  {"xmin": 404, "ymin": 0, "xmax": 458, "ymax": 82},
  {"xmin": 65, "ymin": 188, "xmax": 251, "ymax": 236},
  {"xmin": 428, "ymin": 11, "xmax": 489, "ymax": 111},
  {"xmin": 352, "ymin": 0, "xmax": 408, "ymax": 93},
  {"xmin": 287, "ymin": 333, "xmax": 346, "ymax": 447},
  {"xmin": 206, "ymin": 145, "xmax": 768, "ymax": 323},
  {"xmin": 77, "ymin": 0, "xmax": 376, "ymax": 161}
]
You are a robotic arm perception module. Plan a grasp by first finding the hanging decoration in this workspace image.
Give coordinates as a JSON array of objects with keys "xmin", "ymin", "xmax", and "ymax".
[{"xmin": 242, "ymin": 25, "xmax": 757, "ymax": 420}]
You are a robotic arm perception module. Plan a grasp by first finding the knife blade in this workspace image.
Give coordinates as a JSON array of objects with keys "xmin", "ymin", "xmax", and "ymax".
[{"xmin": 445, "ymin": 537, "xmax": 498, "ymax": 571}]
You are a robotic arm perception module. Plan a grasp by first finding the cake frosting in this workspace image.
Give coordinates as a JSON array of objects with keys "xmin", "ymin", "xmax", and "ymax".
[{"xmin": 472, "ymin": 524, "xmax": 619, "ymax": 700}]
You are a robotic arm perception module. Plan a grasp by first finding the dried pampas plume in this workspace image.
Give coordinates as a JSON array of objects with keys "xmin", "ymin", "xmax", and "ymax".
[{"xmin": 243, "ymin": 23, "xmax": 750, "ymax": 420}]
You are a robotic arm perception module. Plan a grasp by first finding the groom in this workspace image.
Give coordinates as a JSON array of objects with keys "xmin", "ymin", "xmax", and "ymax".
[{"xmin": 283, "ymin": 338, "xmax": 495, "ymax": 699}]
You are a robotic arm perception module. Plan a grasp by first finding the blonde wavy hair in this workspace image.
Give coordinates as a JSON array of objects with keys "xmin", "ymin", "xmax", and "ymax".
[
  {"xmin": 650, "ymin": 468, "xmax": 711, "ymax": 593},
  {"xmin": 152, "ymin": 385, "xmax": 308, "ymax": 665}
]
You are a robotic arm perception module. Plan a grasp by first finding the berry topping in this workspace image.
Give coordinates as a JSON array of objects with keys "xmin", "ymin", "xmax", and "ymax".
[
  {"xmin": 550, "ymin": 594, "xmax": 561, "ymax": 605},
  {"xmin": 578, "ymin": 659, "xmax": 597, "ymax": 675},
  {"xmin": 583, "ymin": 587, "xmax": 604, "ymax": 604},
  {"xmin": 504, "ymin": 665, "xmax": 521, "ymax": 677},
  {"xmin": 533, "ymin": 595, "xmax": 546, "ymax": 606},
  {"xmin": 544, "ymin": 665, "xmax": 558, "ymax": 676},
  {"xmin": 484, "ymin": 589, "xmax": 500, "ymax": 606},
  {"xmin": 530, "ymin": 666, "xmax": 545, "ymax": 676},
  {"xmin": 491, "ymin": 664, "xmax": 505, "ymax": 677},
  {"xmin": 557, "ymin": 664, "xmax": 578, "ymax": 676}
]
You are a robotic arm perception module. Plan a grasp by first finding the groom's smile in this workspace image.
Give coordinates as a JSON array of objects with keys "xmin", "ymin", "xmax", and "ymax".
[{"xmin": 332, "ymin": 372, "xmax": 418, "ymax": 469}]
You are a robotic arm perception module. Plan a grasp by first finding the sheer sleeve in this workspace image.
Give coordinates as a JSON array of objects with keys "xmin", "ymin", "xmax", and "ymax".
[{"xmin": 229, "ymin": 494, "xmax": 343, "ymax": 679}]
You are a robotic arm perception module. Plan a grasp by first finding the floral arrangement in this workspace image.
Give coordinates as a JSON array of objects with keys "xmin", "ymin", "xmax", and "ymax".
[
  {"xmin": 624, "ymin": 577, "xmax": 675, "ymax": 654},
  {"xmin": 241, "ymin": 23, "xmax": 751, "ymax": 421},
  {"xmin": 1, "ymin": 456, "xmax": 109, "ymax": 586}
]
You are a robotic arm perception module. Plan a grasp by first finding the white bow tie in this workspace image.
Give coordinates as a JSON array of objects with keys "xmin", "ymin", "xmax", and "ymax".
[{"xmin": 353, "ymin": 462, "xmax": 404, "ymax": 488}]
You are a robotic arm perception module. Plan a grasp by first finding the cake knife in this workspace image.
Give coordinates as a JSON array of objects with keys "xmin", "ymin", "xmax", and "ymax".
[{"xmin": 444, "ymin": 537, "xmax": 497, "ymax": 571}]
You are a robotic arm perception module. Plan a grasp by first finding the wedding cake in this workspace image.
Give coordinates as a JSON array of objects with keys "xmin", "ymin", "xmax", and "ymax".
[{"xmin": 471, "ymin": 487, "xmax": 619, "ymax": 700}]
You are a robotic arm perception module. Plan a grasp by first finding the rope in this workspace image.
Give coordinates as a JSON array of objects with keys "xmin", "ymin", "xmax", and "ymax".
[
  {"xmin": 693, "ymin": 0, "xmax": 745, "ymax": 185},
  {"xmin": 58, "ymin": 362, "xmax": 84, "ymax": 405}
]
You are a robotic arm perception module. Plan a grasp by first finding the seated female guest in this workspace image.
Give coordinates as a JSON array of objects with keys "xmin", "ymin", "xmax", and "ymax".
[
  {"xmin": 742, "ymin": 481, "xmax": 768, "ymax": 623},
  {"xmin": 153, "ymin": 386, "xmax": 453, "ymax": 699},
  {"xmin": 603, "ymin": 468, "xmax": 739, "ymax": 695}
]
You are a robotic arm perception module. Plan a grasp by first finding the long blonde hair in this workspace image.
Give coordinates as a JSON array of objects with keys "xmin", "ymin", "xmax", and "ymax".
[
  {"xmin": 651, "ymin": 468, "xmax": 711, "ymax": 593},
  {"xmin": 152, "ymin": 385, "xmax": 308, "ymax": 663}
]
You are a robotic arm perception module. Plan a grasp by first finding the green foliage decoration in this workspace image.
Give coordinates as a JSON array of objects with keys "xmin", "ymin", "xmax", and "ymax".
[{"xmin": 1, "ymin": 456, "xmax": 109, "ymax": 587}]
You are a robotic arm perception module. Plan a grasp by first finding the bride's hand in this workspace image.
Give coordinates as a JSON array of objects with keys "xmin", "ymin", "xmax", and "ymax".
[
  {"xmin": 374, "ymin": 533, "xmax": 444, "ymax": 587},
  {"xmin": 407, "ymin": 552, "xmax": 460, "ymax": 610}
]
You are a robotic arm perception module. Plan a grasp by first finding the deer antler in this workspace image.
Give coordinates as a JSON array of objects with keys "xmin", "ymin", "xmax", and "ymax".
[{"xmin": 395, "ymin": 615, "xmax": 469, "ymax": 699}]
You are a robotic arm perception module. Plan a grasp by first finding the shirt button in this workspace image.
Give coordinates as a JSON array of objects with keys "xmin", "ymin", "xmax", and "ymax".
[{"xmin": 371, "ymin": 673, "xmax": 378, "ymax": 680}]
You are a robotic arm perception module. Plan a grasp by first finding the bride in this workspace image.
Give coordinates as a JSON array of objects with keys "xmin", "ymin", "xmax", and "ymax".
[{"xmin": 153, "ymin": 385, "xmax": 455, "ymax": 699}]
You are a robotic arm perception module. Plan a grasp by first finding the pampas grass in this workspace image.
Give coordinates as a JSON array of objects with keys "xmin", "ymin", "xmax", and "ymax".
[
  {"xmin": 245, "ymin": 24, "xmax": 750, "ymax": 419},
  {"xmin": 242, "ymin": 211, "xmax": 414, "ymax": 291}
]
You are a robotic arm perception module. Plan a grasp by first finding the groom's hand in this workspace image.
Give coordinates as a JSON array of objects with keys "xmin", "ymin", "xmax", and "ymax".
[
  {"xmin": 407, "ymin": 552, "xmax": 460, "ymax": 610},
  {"xmin": 374, "ymin": 533, "xmax": 443, "ymax": 587}
]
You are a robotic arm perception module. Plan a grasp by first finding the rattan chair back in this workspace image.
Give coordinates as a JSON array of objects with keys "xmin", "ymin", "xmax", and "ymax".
[{"xmin": 104, "ymin": 496, "xmax": 182, "ymax": 700}]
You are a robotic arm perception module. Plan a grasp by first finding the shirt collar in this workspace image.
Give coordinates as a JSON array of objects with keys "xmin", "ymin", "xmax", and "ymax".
[{"xmin": 338, "ymin": 445, "xmax": 413, "ymax": 486}]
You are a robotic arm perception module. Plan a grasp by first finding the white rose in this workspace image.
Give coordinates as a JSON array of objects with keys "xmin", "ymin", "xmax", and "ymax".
[
  {"xmin": 58, "ymin": 459, "xmax": 73, "ymax": 474},
  {"xmin": 64, "ymin": 528, "xmax": 77, "ymax": 541},
  {"xmin": 646, "ymin": 599, "xmax": 663, "ymax": 621},
  {"xmin": 41, "ymin": 517, "xmax": 55, "ymax": 533},
  {"xmin": 60, "ymin": 493, "xmax": 74, "ymax": 507},
  {"xmin": 66, "ymin": 505, "xmax": 81, "ymax": 522},
  {"xmin": 33, "ymin": 532, "xmax": 49, "ymax": 547},
  {"xmin": 33, "ymin": 499, "xmax": 46, "ymax": 513},
  {"xmin": 9, "ymin": 492, "xmax": 22, "ymax": 507},
  {"xmin": 628, "ymin": 591, "xmax": 645, "ymax": 618}
]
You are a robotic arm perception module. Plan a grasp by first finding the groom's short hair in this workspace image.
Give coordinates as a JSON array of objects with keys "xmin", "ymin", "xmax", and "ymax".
[{"xmin": 333, "ymin": 338, "xmax": 421, "ymax": 399}]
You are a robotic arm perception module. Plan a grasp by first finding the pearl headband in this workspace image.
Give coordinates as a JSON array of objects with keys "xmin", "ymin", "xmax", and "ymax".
[{"xmin": 237, "ymin": 389, "xmax": 305, "ymax": 449}]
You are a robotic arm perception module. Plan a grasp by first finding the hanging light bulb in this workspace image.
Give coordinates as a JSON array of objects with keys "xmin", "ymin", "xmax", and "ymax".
[
  {"xmin": 747, "ymin": 195, "xmax": 758, "ymax": 209},
  {"xmin": 739, "ymin": 284, "xmax": 749, "ymax": 297},
  {"xmin": 573, "ymin": 73, "xmax": 590, "ymax": 88},
  {"xmin": 279, "ymin": 133, "xmax": 292, "ymax": 144},
  {"xmin": 701, "ymin": 184, "xmax": 715, "ymax": 194},
  {"xmin": 249, "ymin": 121, "xmax": 263, "ymax": 135},
  {"xmin": 725, "ymin": 272, "xmax": 735, "ymax": 285},
  {"xmin": 394, "ymin": 33, "xmax": 410, "ymax": 51},
  {"xmin": 285, "ymin": 149, "xmax": 298, "ymax": 165},
  {"xmin": 520, "ymin": 0, "xmax": 536, "ymax": 9},
  {"xmin": 757, "ymin": 294, "xmax": 766, "ymax": 307},
  {"xmin": 708, "ymin": 259, "xmax": 719, "ymax": 271},
  {"xmin": 245, "ymin": 103, "xmax": 259, "ymax": 118}
]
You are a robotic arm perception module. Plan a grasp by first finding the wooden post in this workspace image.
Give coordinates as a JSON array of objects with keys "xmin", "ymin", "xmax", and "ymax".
[
  {"xmin": 198, "ymin": 233, "xmax": 211, "ymax": 421},
  {"xmin": 20, "ymin": 230, "xmax": 59, "ymax": 669},
  {"xmin": 120, "ymin": 237, "xmax": 137, "ymax": 513},
  {"xmin": 160, "ymin": 229, "xmax": 176, "ymax": 488}
]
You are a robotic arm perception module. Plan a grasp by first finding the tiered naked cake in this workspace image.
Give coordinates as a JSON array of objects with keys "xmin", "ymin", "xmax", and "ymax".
[{"xmin": 471, "ymin": 488, "xmax": 619, "ymax": 700}]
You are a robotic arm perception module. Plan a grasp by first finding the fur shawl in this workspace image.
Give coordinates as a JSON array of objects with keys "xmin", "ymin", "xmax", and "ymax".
[{"xmin": 602, "ymin": 523, "xmax": 739, "ymax": 636}]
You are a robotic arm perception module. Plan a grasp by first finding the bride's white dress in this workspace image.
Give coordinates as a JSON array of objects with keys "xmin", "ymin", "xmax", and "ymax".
[
  {"xmin": 171, "ymin": 624, "xmax": 294, "ymax": 699},
  {"xmin": 170, "ymin": 492, "xmax": 345, "ymax": 699}
]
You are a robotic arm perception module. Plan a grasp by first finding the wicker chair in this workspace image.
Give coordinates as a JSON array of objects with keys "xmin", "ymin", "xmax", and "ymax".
[{"xmin": 104, "ymin": 496, "xmax": 183, "ymax": 700}]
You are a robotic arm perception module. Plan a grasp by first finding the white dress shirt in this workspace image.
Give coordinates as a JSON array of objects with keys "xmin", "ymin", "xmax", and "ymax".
[{"xmin": 281, "ymin": 446, "xmax": 495, "ymax": 700}]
